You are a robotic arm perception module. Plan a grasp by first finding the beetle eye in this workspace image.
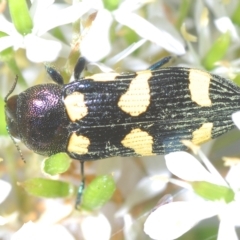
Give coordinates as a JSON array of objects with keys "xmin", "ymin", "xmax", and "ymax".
[{"xmin": 5, "ymin": 95, "xmax": 20, "ymax": 139}]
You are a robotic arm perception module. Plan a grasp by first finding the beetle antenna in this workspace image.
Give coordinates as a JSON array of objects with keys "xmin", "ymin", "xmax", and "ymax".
[
  {"xmin": 8, "ymin": 132, "xmax": 26, "ymax": 163},
  {"xmin": 5, "ymin": 75, "xmax": 26, "ymax": 163},
  {"xmin": 4, "ymin": 75, "xmax": 18, "ymax": 102},
  {"xmin": 75, "ymin": 160, "xmax": 85, "ymax": 209}
]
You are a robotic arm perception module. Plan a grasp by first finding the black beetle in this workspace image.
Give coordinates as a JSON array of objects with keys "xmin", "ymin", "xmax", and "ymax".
[{"xmin": 5, "ymin": 56, "xmax": 240, "ymax": 161}]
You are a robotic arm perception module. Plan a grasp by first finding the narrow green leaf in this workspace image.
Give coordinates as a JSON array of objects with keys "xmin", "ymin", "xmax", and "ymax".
[
  {"xmin": 191, "ymin": 181, "xmax": 235, "ymax": 203},
  {"xmin": 20, "ymin": 178, "xmax": 75, "ymax": 198},
  {"xmin": 232, "ymin": 2, "xmax": 240, "ymax": 26},
  {"xmin": 202, "ymin": 31, "xmax": 231, "ymax": 70},
  {"xmin": 81, "ymin": 175, "xmax": 116, "ymax": 211},
  {"xmin": 176, "ymin": 0, "xmax": 192, "ymax": 30},
  {"xmin": 8, "ymin": 0, "xmax": 33, "ymax": 35},
  {"xmin": 42, "ymin": 153, "xmax": 71, "ymax": 175}
]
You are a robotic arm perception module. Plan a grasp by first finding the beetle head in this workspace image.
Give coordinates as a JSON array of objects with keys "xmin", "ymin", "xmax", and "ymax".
[{"xmin": 5, "ymin": 84, "xmax": 69, "ymax": 156}]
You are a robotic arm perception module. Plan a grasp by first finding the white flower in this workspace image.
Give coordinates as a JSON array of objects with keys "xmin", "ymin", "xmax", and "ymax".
[
  {"xmin": 80, "ymin": 8, "xmax": 113, "ymax": 62},
  {"xmin": 144, "ymin": 201, "xmax": 220, "ymax": 240},
  {"xmin": 232, "ymin": 111, "xmax": 240, "ymax": 130},
  {"xmin": 113, "ymin": 11, "xmax": 185, "ymax": 56},
  {"xmin": 11, "ymin": 221, "xmax": 75, "ymax": 240},
  {"xmin": 144, "ymin": 151, "xmax": 240, "ymax": 240},
  {"xmin": 81, "ymin": 0, "xmax": 185, "ymax": 63},
  {"xmin": 0, "ymin": 0, "xmax": 92, "ymax": 62},
  {"xmin": 81, "ymin": 213, "xmax": 111, "ymax": 240},
  {"xmin": 0, "ymin": 179, "xmax": 11, "ymax": 226},
  {"xmin": 0, "ymin": 179, "xmax": 11, "ymax": 203}
]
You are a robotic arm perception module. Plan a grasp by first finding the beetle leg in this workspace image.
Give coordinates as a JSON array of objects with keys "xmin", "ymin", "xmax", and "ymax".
[
  {"xmin": 45, "ymin": 66, "xmax": 64, "ymax": 85},
  {"xmin": 74, "ymin": 57, "xmax": 87, "ymax": 80},
  {"xmin": 75, "ymin": 160, "xmax": 85, "ymax": 209}
]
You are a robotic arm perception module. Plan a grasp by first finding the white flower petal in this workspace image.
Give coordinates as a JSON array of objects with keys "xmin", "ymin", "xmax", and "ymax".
[
  {"xmin": 225, "ymin": 164, "xmax": 240, "ymax": 191},
  {"xmin": 40, "ymin": 32, "xmax": 71, "ymax": 58},
  {"xmin": 232, "ymin": 111, "xmax": 240, "ymax": 130},
  {"xmin": 217, "ymin": 218, "xmax": 238, "ymax": 240},
  {"xmin": 0, "ymin": 15, "xmax": 17, "ymax": 36},
  {"xmin": 0, "ymin": 36, "xmax": 15, "ymax": 52},
  {"xmin": 30, "ymin": 0, "xmax": 55, "ymax": 19},
  {"xmin": 81, "ymin": 9, "xmax": 112, "ymax": 61},
  {"xmin": 118, "ymin": 0, "xmax": 150, "ymax": 12},
  {"xmin": 86, "ymin": 62, "xmax": 114, "ymax": 74},
  {"xmin": 40, "ymin": 224, "xmax": 75, "ymax": 240},
  {"xmin": 114, "ymin": 12, "xmax": 185, "ymax": 55},
  {"xmin": 144, "ymin": 201, "xmax": 218, "ymax": 240},
  {"xmin": 34, "ymin": 2, "xmax": 92, "ymax": 36},
  {"xmin": 24, "ymin": 34, "xmax": 61, "ymax": 62},
  {"xmin": 165, "ymin": 152, "xmax": 214, "ymax": 182},
  {"xmin": 106, "ymin": 39, "xmax": 147, "ymax": 66},
  {"xmin": 230, "ymin": 202, "xmax": 240, "ymax": 226},
  {"xmin": 219, "ymin": 202, "xmax": 240, "ymax": 227},
  {"xmin": 12, "ymin": 221, "xmax": 74, "ymax": 240},
  {"xmin": 11, "ymin": 221, "xmax": 37, "ymax": 240},
  {"xmin": 81, "ymin": 0, "xmax": 104, "ymax": 9},
  {"xmin": 0, "ymin": 216, "xmax": 7, "ymax": 226},
  {"xmin": 0, "ymin": 15, "xmax": 24, "ymax": 51},
  {"xmin": 37, "ymin": 200, "xmax": 73, "ymax": 225},
  {"xmin": 116, "ymin": 175, "xmax": 167, "ymax": 217},
  {"xmin": 0, "ymin": 180, "xmax": 11, "ymax": 204},
  {"xmin": 214, "ymin": 17, "xmax": 239, "ymax": 41},
  {"xmin": 81, "ymin": 213, "xmax": 111, "ymax": 240}
]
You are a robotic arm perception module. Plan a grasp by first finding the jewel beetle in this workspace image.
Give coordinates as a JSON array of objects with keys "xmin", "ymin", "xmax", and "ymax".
[{"xmin": 4, "ymin": 56, "xmax": 240, "ymax": 162}]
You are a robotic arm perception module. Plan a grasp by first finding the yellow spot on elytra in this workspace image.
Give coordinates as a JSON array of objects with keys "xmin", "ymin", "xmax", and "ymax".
[
  {"xmin": 118, "ymin": 71, "xmax": 152, "ymax": 116},
  {"xmin": 192, "ymin": 122, "xmax": 213, "ymax": 145},
  {"xmin": 64, "ymin": 92, "xmax": 88, "ymax": 121},
  {"xmin": 90, "ymin": 73, "xmax": 120, "ymax": 81},
  {"xmin": 67, "ymin": 133, "xmax": 90, "ymax": 155},
  {"xmin": 121, "ymin": 128, "xmax": 155, "ymax": 156},
  {"xmin": 189, "ymin": 69, "xmax": 212, "ymax": 107}
]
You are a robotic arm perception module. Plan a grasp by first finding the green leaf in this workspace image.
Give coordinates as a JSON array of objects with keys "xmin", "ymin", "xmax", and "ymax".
[
  {"xmin": 0, "ymin": 96, "xmax": 8, "ymax": 135},
  {"xmin": 176, "ymin": 0, "xmax": 192, "ymax": 30},
  {"xmin": 202, "ymin": 31, "xmax": 231, "ymax": 70},
  {"xmin": 103, "ymin": 0, "xmax": 120, "ymax": 11},
  {"xmin": 42, "ymin": 153, "xmax": 71, "ymax": 175},
  {"xmin": 8, "ymin": 0, "xmax": 33, "ymax": 35},
  {"xmin": 232, "ymin": 2, "xmax": 240, "ymax": 26},
  {"xmin": 20, "ymin": 178, "xmax": 75, "ymax": 198},
  {"xmin": 191, "ymin": 181, "xmax": 235, "ymax": 203},
  {"xmin": 122, "ymin": 26, "xmax": 140, "ymax": 46},
  {"xmin": 81, "ymin": 175, "xmax": 116, "ymax": 211},
  {"xmin": 233, "ymin": 74, "xmax": 240, "ymax": 87},
  {"xmin": 0, "ymin": 31, "xmax": 14, "ymax": 60}
]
